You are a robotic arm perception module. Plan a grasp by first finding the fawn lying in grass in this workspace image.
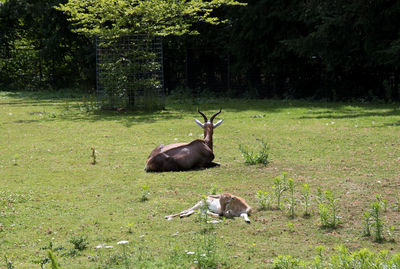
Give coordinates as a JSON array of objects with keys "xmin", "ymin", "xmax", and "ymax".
[{"xmin": 165, "ymin": 193, "xmax": 252, "ymax": 223}]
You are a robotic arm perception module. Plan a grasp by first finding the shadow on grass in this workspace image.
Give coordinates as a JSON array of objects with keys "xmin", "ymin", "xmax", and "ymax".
[
  {"xmin": 2, "ymin": 91, "xmax": 400, "ymax": 126},
  {"xmin": 5, "ymin": 108, "xmax": 184, "ymax": 128},
  {"xmin": 298, "ymin": 109, "xmax": 400, "ymax": 120}
]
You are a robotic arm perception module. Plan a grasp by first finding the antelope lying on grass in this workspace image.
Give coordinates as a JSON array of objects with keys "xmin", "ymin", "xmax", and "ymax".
[
  {"xmin": 145, "ymin": 109, "xmax": 224, "ymax": 172},
  {"xmin": 165, "ymin": 193, "xmax": 252, "ymax": 223}
]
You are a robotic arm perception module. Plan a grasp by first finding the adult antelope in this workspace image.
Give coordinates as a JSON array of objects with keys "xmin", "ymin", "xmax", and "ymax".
[
  {"xmin": 165, "ymin": 193, "xmax": 252, "ymax": 223},
  {"xmin": 145, "ymin": 109, "xmax": 224, "ymax": 172}
]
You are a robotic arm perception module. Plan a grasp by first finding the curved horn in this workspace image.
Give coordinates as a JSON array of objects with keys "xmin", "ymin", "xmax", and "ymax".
[
  {"xmin": 194, "ymin": 118, "xmax": 204, "ymax": 129},
  {"xmin": 209, "ymin": 109, "xmax": 222, "ymax": 123},
  {"xmin": 213, "ymin": 119, "xmax": 224, "ymax": 128},
  {"xmin": 198, "ymin": 109, "xmax": 208, "ymax": 122}
]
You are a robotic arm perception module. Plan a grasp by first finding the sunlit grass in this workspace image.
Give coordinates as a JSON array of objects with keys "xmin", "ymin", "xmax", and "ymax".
[{"xmin": 0, "ymin": 91, "xmax": 399, "ymax": 268}]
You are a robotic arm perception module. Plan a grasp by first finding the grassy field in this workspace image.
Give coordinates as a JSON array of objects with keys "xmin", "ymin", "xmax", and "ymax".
[{"xmin": 1, "ymin": 91, "xmax": 400, "ymax": 268}]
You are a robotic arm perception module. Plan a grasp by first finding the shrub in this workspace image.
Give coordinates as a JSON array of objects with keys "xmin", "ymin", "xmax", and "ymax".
[
  {"xmin": 70, "ymin": 236, "xmax": 89, "ymax": 251},
  {"xmin": 238, "ymin": 139, "xmax": 269, "ymax": 165},
  {"xmin": 317, "ymin": 190, "xmax": 340, "ymax": 229}
]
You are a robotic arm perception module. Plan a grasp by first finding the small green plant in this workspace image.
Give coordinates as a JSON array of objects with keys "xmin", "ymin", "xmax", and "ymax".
[
  {"xmin": 126, "ymin": 222, "xmax": 135, "ymax": 234},
  {"xmin": 80, "ymin": 95, "xmax": 99, "ymax": 113},
  {"xmin": 140, "ymin": 185, "xmax": 150, "ymax": 202},
  {"xmin": 33, "ymin": 256, "xmax": 50, "ymax": 269},
  {"xmin": 300, "ymin": 184, "xmax": 311, "ymax": 217},
  {"xmin": 256, "ymin": 190, "xmax": 273, "ymax": 210},
  {"xmin": 4, "ymin": 255, "xmax": 14, "ymax": 269},
  {"xmin": 194, "ymin": 230, "xmax": 219, "ymax": 269},
  {"xmin": 272, "ymin": 246, "xmax": 400, "ymax": 269},
  {"xmin": 272, "ymin": 255, "xmax": 301, "ymax": 268},
  {"xmin": 376, "ymin": 194, "xmax": 388, "ymax": 212},
  {"xmin": 209, "ymin": 184, "xmax": 221, "ymax": 195},
  {"xmin": 362, "ymin": 211, "xmax": 372, "ymax": 237},
  {"xmin": 287, "ymin": 222, "xmax": 295, "ymax": 233},
  {"xmin": 47, "ymin": 250, "xmax": 61, "ymax": 269},
  {"xmin": 91, "ymin": 147, "xmax": 97, "ymax": 165},
  {"xmin": 238, "ymin": 139, "xmax": 269, "ymax": 165},
  {"xmin": 317, "ymin": 190, "xmax": 340, "ymax": 229},
  {"xmin": 370, "ymin": 201, "xmax": 385, "ymax": 243},
  {"xmin": 387, "ymin": 226, "xmax": 396, "ymax": 242},
  {"xmin": 318, "ymin": 203, "xmax": 330, "ymax": 228},
  {"xmin": 116, "ymin": 240, "xmax": 130, "ymax": 268},
  {"xmin": 273, "ymin": 172, "xmax": 289, "ymax": 210},
  {"xmin": 12, "ymin": 153, "xmax": 19, "ymax": 166},
  {"xmin": 192, "ymin": 198, "xmax": 220, "ymax": 268},
  {"xmin": 195, "ymin": 197, "xmax": 211, "ymax": 228},
  {"xmin": 286, "ymin": 177, "xmax": 296, "ymax": 218},
  {"xmin": 70, "ymin": 235, "xmax": 89, "ymax": 251},
  {"xmin": 313, "ymin": 245, "xmax": 326, "ymax": 268},
  {"xmin": 394, "ymin": 197, "xmax": 400, "ymax": 212},
  {"xmin": 316, "ymin": 187, "xmax": 324, "ymax": 205}
]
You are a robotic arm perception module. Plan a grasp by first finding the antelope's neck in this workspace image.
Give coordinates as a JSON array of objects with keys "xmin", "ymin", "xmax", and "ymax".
[{"xmin": 204, "ymin": 125, "xmax": 213, "ymax": 151}]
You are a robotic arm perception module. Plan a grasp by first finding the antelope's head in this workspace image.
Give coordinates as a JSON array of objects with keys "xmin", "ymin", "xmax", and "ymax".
[
  {"xmin": 219, "ymin": 193, "xmax": 235, "ymax": 213},
  {"xmin": 194, "ymin": 109, "xmax": 224, "ymax": 150}
]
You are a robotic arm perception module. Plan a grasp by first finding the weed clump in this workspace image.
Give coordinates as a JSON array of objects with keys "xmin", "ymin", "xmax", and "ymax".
[
  {"xmin": 272, "ymin": 246, "xmax": 400, "ymax": 269},
  {"xmin": 140, "ymin": 185, "xmax": 150, "ymax": 202},
  {"xmin": 70, "ymin": 236, "xmax": 89, "ymax": 251},
  {"xmin": 316, "ymin": 189, "xmax": 341, "ymax": 229},
  {"xmin": 239, "ymin": 139, "xmax": 269, "ymax": 165},
  {"xmin": 256, "ymin": 190, "xmax": 273, "ymax": 210}
]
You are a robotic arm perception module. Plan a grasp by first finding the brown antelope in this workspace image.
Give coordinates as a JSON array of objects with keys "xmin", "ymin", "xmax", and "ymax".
[
  {"xmin": 144, "ymin": 109, "xmax": 224, "ymax": 172},
  {"xmin": 165, "ymin": 193, "xmax": 252, "ymax": 223}
]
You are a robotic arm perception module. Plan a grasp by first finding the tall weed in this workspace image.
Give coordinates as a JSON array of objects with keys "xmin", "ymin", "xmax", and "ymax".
[{"xmin": 238, "ymin": 139, "xmax": 269, "ymax": 165}]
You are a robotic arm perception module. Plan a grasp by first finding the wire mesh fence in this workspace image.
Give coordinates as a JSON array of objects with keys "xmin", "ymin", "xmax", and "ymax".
[{"xmin": 96, "ymin": 35, "xmax": 165, "ymax": 110}]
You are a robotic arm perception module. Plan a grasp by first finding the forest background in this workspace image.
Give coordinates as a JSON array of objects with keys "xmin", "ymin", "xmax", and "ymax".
[{"xmin": 1, "ymin": 0, "xmax": 400, "ymax": 101}]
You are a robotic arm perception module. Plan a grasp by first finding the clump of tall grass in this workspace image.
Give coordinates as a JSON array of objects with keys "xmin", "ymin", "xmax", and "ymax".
[{"xmin": 238, "ymin": 139, "xmax": 269, "ymax": 165}]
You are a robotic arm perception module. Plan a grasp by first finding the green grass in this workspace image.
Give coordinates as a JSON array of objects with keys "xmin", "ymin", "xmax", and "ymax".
[{"xmin": 0, "ymin": 91, "xmax": 400, "ymax": 268}]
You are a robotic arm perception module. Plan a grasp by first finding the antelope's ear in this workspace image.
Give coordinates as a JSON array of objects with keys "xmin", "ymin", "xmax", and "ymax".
[
  {"xmin": 194, "ymin": 119, "xmax": 204, "ymax": 128},
  {"xmin": 213, "ymin": 119, "xmax": 224, "ymax": 128}
]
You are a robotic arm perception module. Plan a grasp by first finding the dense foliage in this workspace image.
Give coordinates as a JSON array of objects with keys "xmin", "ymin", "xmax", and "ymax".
[
  {"xmin": 57, "ymin": 0, "xmax": 245, "ymax": 37},
  {"xmin": 1, "ymin": 0, "xmax": 400, "ymax": 100},
  {"xmin": 0, "ymin": 0, "xmax": 95, "ymax": 91}
]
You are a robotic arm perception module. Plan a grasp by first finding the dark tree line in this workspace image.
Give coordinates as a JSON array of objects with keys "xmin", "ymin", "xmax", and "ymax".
[
  {"xmin": 0, "ymin": 0, "xmax": 95, "ymax": 91},
  {"xmin": 1, "ymin": 0, "xmax": 400, "ymax": 101}
]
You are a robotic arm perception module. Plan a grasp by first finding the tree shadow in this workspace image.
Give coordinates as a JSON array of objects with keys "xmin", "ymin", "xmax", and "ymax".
[
  {"xmin": 2, "ymin": 91, "xmax": 400, "ymax": 126},
  {"xmin": 298, "ymin": 109, "xmax": 400, "ymax": 120}
]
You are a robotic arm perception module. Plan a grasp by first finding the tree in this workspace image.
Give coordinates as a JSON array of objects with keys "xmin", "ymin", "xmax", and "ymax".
[
  {"xmin": 0, "ymin": 0, "xmax": 95, "ymax": 90},
  {"xmin": 57, "ymin": 0, "xmax": 245, "ymax": 38},
  {"xmin": 57, "ymin": 0, "xmax": 245, "ymax": 109}
]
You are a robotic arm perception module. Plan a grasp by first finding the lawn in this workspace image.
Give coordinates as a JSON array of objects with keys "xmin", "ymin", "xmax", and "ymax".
[{"xmin": 1, "ymin": 91, "xmax": 399, "ymax": 268}]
